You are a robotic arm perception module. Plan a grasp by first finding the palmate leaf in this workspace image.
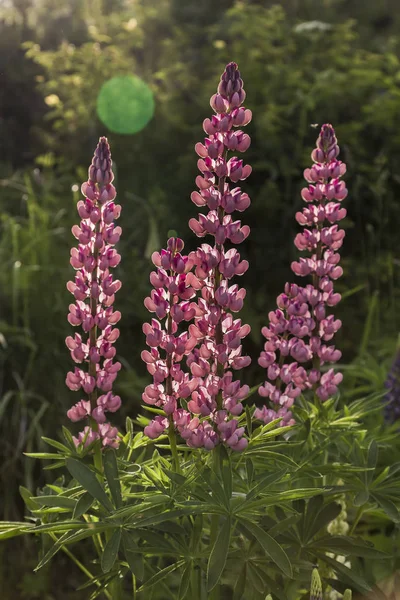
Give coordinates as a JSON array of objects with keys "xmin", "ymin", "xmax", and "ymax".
[
  {"xmin": 237, "ymin": 487, "xmax": 322, "ymax": 514},
  {"xmin": 239, "ymin": 519, "xmax": 292, "ymax": 578},
  {"xmin": 42, "ymin": 436, "xmax": 71, "ymax": 454},
  {"xmin": 73, "ymin": 492, "xmax": 94, "ymax": 519},
  {"xmin": 233, "ymin": 564, "xmax": 247, "ymax": 600},
  {"xmin": 372, "ymin": 494, "xmax": 400, "ymax": 522},
  {"xmin": 253, "ymin": 564, "xmax": 288, "ymax": 600},
  {"xmin": 178, "ymin": 561, "xmax": 192, "ymax": 600},
  {"xmin": 35, "ymin": 524, "xmax": 115, "ymax": 571},
  {"xmin": 309, "ymin": 535, "xmax": 388, "ymax": 558},
  {"xmin": 30, "ymin": 495, "xmax": 77, "ymax": 509},
  {"xmin": 66, "ymin": 458, "xmax": 113, "ymax": 511},
  {"xmin": 201, "ymin": 466, "xmax": 230, "ymax": 508},
  {"xmin": 122, "ymin": 530, "xmax": 144, "ymax": 580},
  {"xmin": 247, "ymin": 561, "xmax": 266, "ymax": 594},
  {"xmin": 19, "ymin": 486, "xmax": 40, "ymax": 511},
  {"xmin": 316, "ymin": 552, "xmax": 372, "ymax": 594},
  {"xmin": 101, "ymin": 529, "xmax": 121, "ymax": 573},
  {"xmin": 137, "ymin": 560, "xmax": 185, "ymax": 593},
  {"xmin": 0, "ymin": 523, "xmax": 34, "ymax": 540},
  {"xmin": 218, "ymin": 445, "xmax": 233, "ymax": 502},
  {"xmin": 104, "ymin": 450, "xmax": 122, "ymax": 509},
  {"xmin": 35, "ymin": 530, "xmax": 83, "ymax": 571},
  {"xmin": 246, "ymin": 469, "xmax": 287, "ymax": 501},
  {"xmin": 301, "ymin": 498, "xmax": 342, "ymax": 543},
  {"xmin": 207, "ymin": 515, "xmax": 232, "ymax": 591}
]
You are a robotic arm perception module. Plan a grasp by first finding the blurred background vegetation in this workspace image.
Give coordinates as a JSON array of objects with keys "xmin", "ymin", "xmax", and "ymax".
[{"xmin": 1, "ymin": 0, "xmax": 400, "ymax": 596}]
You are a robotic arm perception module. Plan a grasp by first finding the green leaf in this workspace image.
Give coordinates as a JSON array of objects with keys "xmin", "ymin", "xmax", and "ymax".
[
  {"xmin": 268, "ymin": 514, "xmax": 301, "ymax": 537},
  {"xmin": 311, "ymin": 535, "xmax": 387, "ymax": 558},
  {"xmin": 163, "ymin": 468, "xmax": 186, "ymax": 485},
  {"xmin": 0, "ymin": 526, "xmax": 32, "ymax": 540},
  {"xmin": 19, "ymin": 486, "xmax": 39, "ymax": 511},
  {"xmin": 373, "ymin": 494, "xmax": 400, "ymax": 522},
  {"xmin": 318, "ymin": 553, "xmax": 371, "ymax": 594},
  {"xmin": 207, "ymin": 516, "xmax": 231, "ymax": 591},
  {"xmin": 178, "ymin": 561, "xmax": 192, "ymax": 600},
  {"xmin": 254, "ymin": 566, "xmax": 288, "ymax": 600},
  {"xmin": 366, "ymin": 440, "xmax": 378, "ymax": 486},
  {"xmin": 219, "ymin": 445, "xmax": 233, "ymax": 502},
  {"xmin": 101, "ymin": 529, "xmax": 121, "ymax": 573},
  {"xmin": 247, "ymin": 562, "xmax": 266, "ymax": 594},
  {"xmin": 62, "ymin": 426, "xmax": 76, "ymax": 449},
  {"xmin": 245, "ymin": 405, "xmax": 253, "ymax": 438},
  {"xmin": 31, "ymin": 495, "xmax": 77, "ymax": 509},
  {"xmin": 104, "ymin": 450, "xmax": 122, "ymax": 508},
  {"xmin": 302, "ymin": 494, "xmax": 324, "ymax": 540},
  {"xmin": 246, "ymin": 470, "xmax": 287, "ymax": 501},
  {"xmin": 24, "ymin": 452, "xmax": 63, "ymax": 460},
  {"xmin": 246, "ymin": 459, "xmax": 254, "ymax": 486},
  {"xmin": 201, "ymin": 467, "xmax": 229, "ymax": 508},
  {"xmin": 122, "ymin": 530, "xmax": 144, "ymax": 580},
  {"xmin": 35, "ymin": 531, "xmax": 80, "ymax": 570},
  {"xmin": 131, "ymin": 507, "xmax": 206, "ymax": 528},
  {"xmin": 233, "ymin": 564, "xmax": 247, "ymax": 600},
  {"xmin": 42, "ymin": 436, "xmax": 71, "ymax": 454},
  {"xmin": 354, "ymin": 490, "xmax": 369, "ymax": 506},
  {"xmin": 305, "ymin": 501, "xmax": 342, "ymax": 542},
  {"xmin": 73, "ymin": 492, "xmax": 94, "ymax": 519},
  {"xmin": 137, "ymin": 560, "xmax": 184, "ymax": 592},
  {"xmin": 66, "ymin": 458, "xmax": 113, "ymax": 511},
  {"xmin": 240, "ymin": 519, "xmax": 292, "ymax": 578}
]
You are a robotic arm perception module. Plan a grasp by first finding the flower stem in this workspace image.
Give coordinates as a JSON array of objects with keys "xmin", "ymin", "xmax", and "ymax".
[
  {"xmin": 49, "ymin": 532, "xmax": 113, "ymax": 600},
  {"xmin": 168, "ymin": 414, "xmax": 181, "ymax": 473}
]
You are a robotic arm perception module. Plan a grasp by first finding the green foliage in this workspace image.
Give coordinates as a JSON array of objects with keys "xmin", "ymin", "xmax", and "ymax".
[{"xmin": 1, "ymin": 391, "xmax": 397, "ymax": 598}]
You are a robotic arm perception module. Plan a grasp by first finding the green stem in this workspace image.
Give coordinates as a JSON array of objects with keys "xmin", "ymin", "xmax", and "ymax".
[
  {"xmin": 168, "ymin": 414, "xmax": 181, "ymax": 473},
  {"xmin": 209, "ymin": 449, "xmax": 220, "ymax": 549},
  {"xmin": 106, "ymin": 529, "xmax": 123, "ymax": 600},
  {"xmin": 91, "ymin": 418, "xmax": 104, "ymax": 480},
  {"xmin": 49, "ymin": 533, "xmax": 113, "ymax": 600}
]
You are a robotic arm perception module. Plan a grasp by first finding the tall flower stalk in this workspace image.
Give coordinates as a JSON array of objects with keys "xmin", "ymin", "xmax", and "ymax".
[
  {"xmin": 257, "ymin": 125, "xmax": 347, "ymax": 424},
  {"xmin": 383, "ymin": 347, "xmax": 400, "ymax": 423},
  {"xmin": 66, "ymin": 137, "xmax": 122, "ymax": 452},
  {"xmin": 142, "ymin": 63, "xmax": 252, "ymax": 452}
]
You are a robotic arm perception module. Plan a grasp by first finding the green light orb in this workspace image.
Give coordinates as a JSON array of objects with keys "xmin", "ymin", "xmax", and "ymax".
[{"xmin": 96, "ymin": 75, "xmax": 154, "ymax": 135}]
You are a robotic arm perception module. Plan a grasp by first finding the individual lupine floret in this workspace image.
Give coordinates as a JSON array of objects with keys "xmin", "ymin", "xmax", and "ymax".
[
  {"xmin": 257, "ymin": 125, "xmax": 347, "ymax": 424},
  {"xmin": 66, "ymin": 138, "xmax": 122, "ymax": 448}
]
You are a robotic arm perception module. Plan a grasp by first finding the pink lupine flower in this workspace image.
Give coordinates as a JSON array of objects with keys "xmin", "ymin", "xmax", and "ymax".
[
  {"xmin": 257, "ymin": 125, "xmax": 347, "ymax": 425},
  {"xmin": 66, "ymin": 138, "xmax": 122, "ymax": 448},
  {"xmin": 143, "ymin": 63, "xmax": 252, "ymax": 451}
]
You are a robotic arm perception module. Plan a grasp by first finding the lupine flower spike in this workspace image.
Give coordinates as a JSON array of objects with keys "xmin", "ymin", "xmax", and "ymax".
[
  {"xmin": 310, "ymin": 568, "xmax": 323, "ymax": 600},
  {"xmin": 66, "ymin": 137, "xmax": 122, "ymax": 448},
  {"xmin": 257, "ymin": 125, "xmax": 347, "ymax": 425},
  {"xmin": 383, "ymin": 347, "xmax": 400, "ymax": 423},
  {"xmin": 142, "ymin": 63, "xmax": 252, "ymax": 451}
]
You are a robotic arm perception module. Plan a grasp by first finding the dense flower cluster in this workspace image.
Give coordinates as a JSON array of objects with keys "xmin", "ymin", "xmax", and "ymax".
[
  {"xmin": 257, "ymin": 125, "xmax": 347, "ymax": 425},
  {"xmin": 66, "ymin": 138, "xmax": 122, "ymax": 448},
  {"xmin": 383, "ymin": 349, "xmax": 400, "ymax": 423},
  {"xmin": 142, "ymin": 62, "xmax": 252, "ymax": 450}
]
